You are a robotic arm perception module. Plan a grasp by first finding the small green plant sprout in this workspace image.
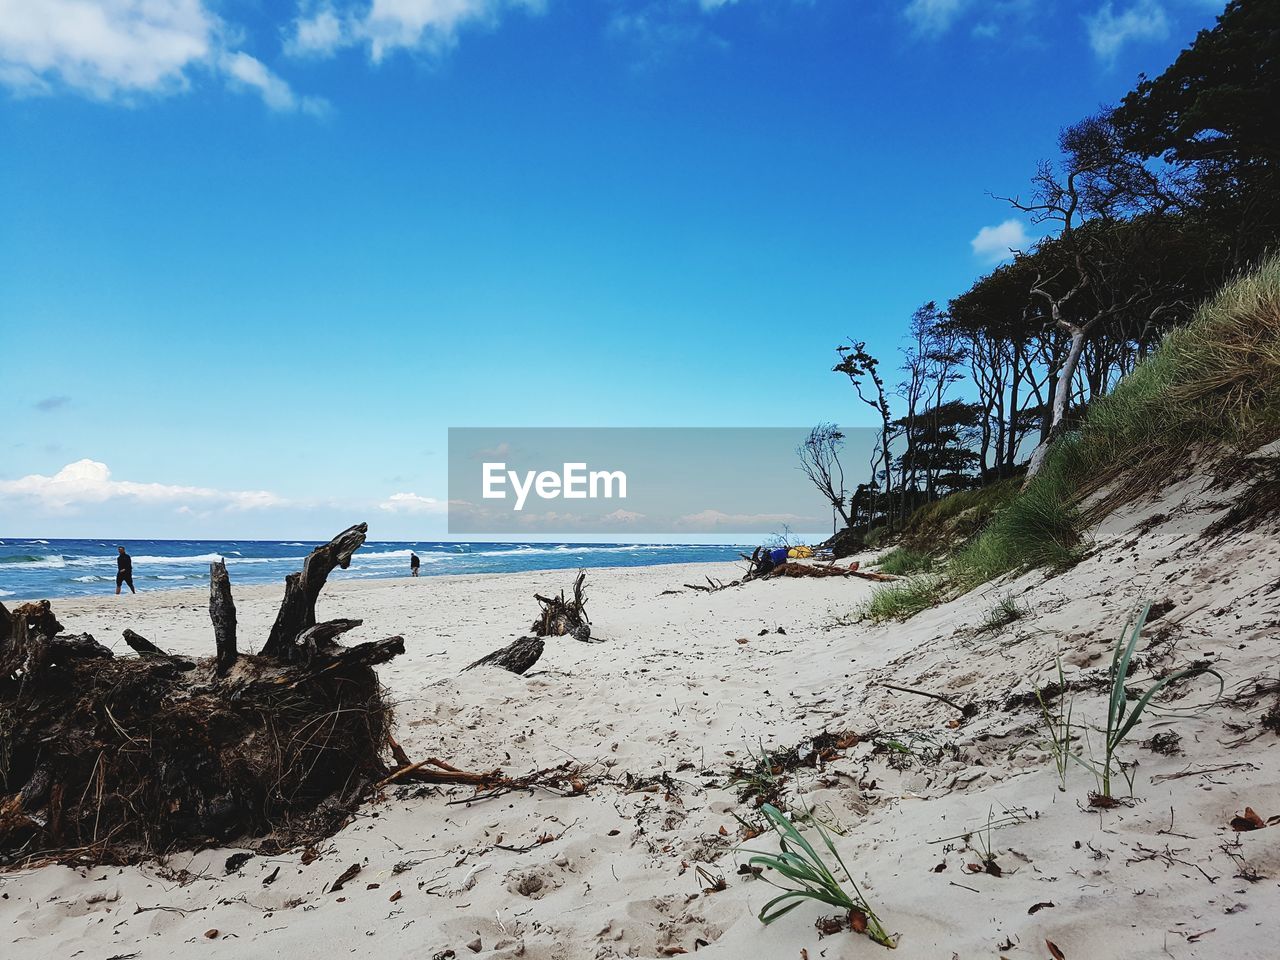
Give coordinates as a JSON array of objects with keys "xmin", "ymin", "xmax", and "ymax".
[
  {"xmin": 978, "ymin": 593, "xmax": 1028, "ymax": 633},
  {"xmin": 747, "ymin": 804, "xmax": 895, "ymax": 948},
  {"xmin": 965, "ymin": 807, "xmax": 1002, "ymax": 876},
  {"xmin": 929, "ymin": 805, "xmax": 1030, "ymax": 877},
  {"xmin": 1080, "ymin": 603, "xmax": 1223, "ymax": 801},
  {"xmin": 1034, "ymin": 656, "xmax": 1075, "ymax": 792}
]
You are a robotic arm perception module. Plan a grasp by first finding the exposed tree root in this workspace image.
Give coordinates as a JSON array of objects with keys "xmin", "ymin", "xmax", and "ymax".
[{"xmin": 0, "ymin": 524, "xmax": 410, "ymax": 868}]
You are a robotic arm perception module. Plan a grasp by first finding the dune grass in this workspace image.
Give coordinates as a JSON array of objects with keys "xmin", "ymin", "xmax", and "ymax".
[
  {"xmin": 873, "ymin": 546, "xmax": 934, "ymax": 576},
  {"xmin": 977, "ymin": 592, "xmax": 1029, "ymax": 632},
  {"xmin": 897, "ymin": 477, "xmax": 1020, "ymax": 542},
  {"xmin": 948, "ymin": 458, "xmax": 1084, "ymax": 588},
  {"xmin": 857, "ymin": 574, "xmax": 945, "ymax": 623},
  {"xmin": 859, "ymin": 255, "xmax": 1280, "ymax": 620}
]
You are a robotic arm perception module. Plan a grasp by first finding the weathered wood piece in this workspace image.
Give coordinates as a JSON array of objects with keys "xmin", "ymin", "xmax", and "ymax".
[
  {"xmin": 464, "ymin": 636, "xmax": 544, "ymax": 674},
  {"xmin": 122, "ymin": 628, "xmax": 165, "ymax": 656},
  {"xmin": 122, "ymin": 629, "xmax": 195, "ymax": 670},
  {"xmin": 532, "ymin": 570, "xmax": 592, "ymax": 641},
  {"xmin": 0, "ymin": 600, "xmax": 63, "ymax": 684},
  {"xmin": 210, "ymin": 560, "xmax": 238, "ymax": 676},
  {"xmin": 262, "ymin": 523, "xmax": 368, "ymax": 662},
  {"xmin": 295, "ymin": 618, "xmax": 363, "ymax": 660}
]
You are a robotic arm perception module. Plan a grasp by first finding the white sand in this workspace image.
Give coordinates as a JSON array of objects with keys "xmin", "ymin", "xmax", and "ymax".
[{"xmin": 4, "ymin": 467, "xmax": 1280, "ymax": 959}]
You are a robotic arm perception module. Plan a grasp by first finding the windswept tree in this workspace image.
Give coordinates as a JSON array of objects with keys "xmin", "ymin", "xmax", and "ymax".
[
  {"xmin": 1113, "ymin": 0, "xmax": 1280, "ymax": 267},
  {"xmin": 947, "ymin": 259, "xmax": 1052, "ymax": 478},
  {"xmin": 897, "ymin": 302, "xmax": 968, "ymax": 504},
  {"xmin": 1001, "ymin": 115, "xmax": 1186, "ymax": 478},
  {"xmin": 834, "ymin": 340, "xmax": 896, "ymax": 527},
  {"xmin": 797, "ymin": 422, "xmax": 851, "ymax": 528}
]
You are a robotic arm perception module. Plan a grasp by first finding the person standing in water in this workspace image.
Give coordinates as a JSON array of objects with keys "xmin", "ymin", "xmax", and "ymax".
[
  {"xmin": 115, "ymin": 546, "xmax": 136, "ymax": 595},
  {"xmin": 410, "ymin": 552, "xmax": 420, "ymax": 577}
]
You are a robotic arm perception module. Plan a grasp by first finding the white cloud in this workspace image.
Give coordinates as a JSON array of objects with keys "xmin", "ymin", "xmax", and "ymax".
[
  {"xmin": 1085, "ymin": 0, "xmax": 1169, "ymax": 63},
  {"xmin": 903, "ymin": 0, "xmax": 967, "ymax": 37},
  {"xmin": 0, "ymin": 0, "xmax": 214, "ymax": 96},
  {"xmin": 222, "ymin": 51, "xmax": 328, "ymax": 115},
  {"xmin": 285, "ymin": 0, "xmax": 543, "ymax": 63},
  {"xmin": 0, "ymin": 0, "xmax": 324, "ymax": 113},
  {"xmin": 378, "ymin": 491, "xmax": 450, "ymax": 514},
  {"xmin": 286, "ymin": 6, "xmax": 347, "ymax": 57},
  {"xmin": 0, "ymin": 459, "xmax": 284, "ymax": 512},
  {"xmin": 971, "ymin": 218, "xmax": 1029, "ymax": 263}
]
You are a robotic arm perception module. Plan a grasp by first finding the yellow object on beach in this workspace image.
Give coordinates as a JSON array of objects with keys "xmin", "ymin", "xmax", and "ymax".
[{"xmin": 787, "ymin": 545, "xmax": 814, "ymax": 559}]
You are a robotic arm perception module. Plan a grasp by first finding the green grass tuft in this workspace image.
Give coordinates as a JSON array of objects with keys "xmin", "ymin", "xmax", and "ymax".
[
  {"xmin": 857, "ymin": 575, "xmax": 945, "ymax": 622},
  {"xmin": 874, "ymin": 546, "xmax": 934, "ymax": 576},
  {"xmin": 977, "ymin": 592, "xmax": 1029, "ymax": 632}
]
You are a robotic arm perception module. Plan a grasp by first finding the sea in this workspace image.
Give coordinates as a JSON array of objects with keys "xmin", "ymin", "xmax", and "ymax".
[{"xmin": 0, "ymin": 538, "xmax": 747, "ymax": 601}]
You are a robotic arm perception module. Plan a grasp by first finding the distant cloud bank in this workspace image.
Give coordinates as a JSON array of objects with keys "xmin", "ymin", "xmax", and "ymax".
[
  {"xmin": 378, "ymin": 492, "xmax": 449, "ymax": 514},
  {"xmin": 0, "ymin": 459, "xmax": 283, "ymax": 512}
]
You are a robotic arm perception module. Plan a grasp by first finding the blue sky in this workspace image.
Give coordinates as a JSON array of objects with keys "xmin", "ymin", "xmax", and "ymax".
[{"xmin": 0, "ymin": 0, "xmax": 1225, "ymax": 539}]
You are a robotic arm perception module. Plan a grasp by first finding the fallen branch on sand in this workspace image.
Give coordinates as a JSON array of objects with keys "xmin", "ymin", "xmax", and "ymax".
[
  {"xmin": 444, "ymin": 761, "xmax": 590, "ymax": 805},
  {"xmin": 464, "ymin": 636, "xmax": 545, "ymax": 674},
  {"xmin": 685, "ymin": 575, "xmax": 742, "ymax": 593},
  {"xmin": 379, "ymin": 736, "xmax": 587, "ymax": 802},
  {"xmin": 881, "ymin": 683, "xmax": 978, "ymax": 720},
  {"xmin": 377, "ymin": 757, "xmax": 503, "ymax": 789},
  {"xmin": 770, "ymin": 563, "xmax": 898, "ymax": 582}
]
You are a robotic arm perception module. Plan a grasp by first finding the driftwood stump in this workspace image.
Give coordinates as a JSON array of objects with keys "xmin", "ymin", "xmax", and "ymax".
[
  {"xmin": 532, "ymin": 571, "xmax": 591, "ymax": 641},
  {"xmin": 0, "ymin": 524, "xmax": 406, "ymax": 867}
]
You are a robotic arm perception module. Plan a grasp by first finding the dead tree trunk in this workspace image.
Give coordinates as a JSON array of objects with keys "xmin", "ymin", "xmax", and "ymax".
[
  {"xmin": 0, "ymin": 524, "xmax": 408, "ymax": 867},
  {"xmin": 210, "ymin": 559, "xmax": 238, "ymax": 676}
]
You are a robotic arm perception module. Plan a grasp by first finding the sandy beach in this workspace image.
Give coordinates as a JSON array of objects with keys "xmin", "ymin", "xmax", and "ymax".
[{"xmin": 4, "ymin": 463, "xmax": 1278, "ymax": 960}]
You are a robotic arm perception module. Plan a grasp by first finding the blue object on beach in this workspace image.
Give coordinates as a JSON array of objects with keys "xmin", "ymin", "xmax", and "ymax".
[{"xmin": 770, "ymin": 548, "xmax": 789, "ymax": 566}]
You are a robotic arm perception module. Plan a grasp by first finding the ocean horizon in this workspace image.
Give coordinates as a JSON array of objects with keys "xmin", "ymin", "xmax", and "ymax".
[{"xmin": 0, "ymin": 538, "xmax": 748, "ymax": 601}]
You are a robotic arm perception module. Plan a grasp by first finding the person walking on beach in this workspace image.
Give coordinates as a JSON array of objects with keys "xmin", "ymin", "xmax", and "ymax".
[
  {"xmin": 410, "ymin": 552, "xmax": 420, "ymax": 577},
  {"xmin": 115, "ymin": 546, "xmax": 136, "ymax": 595}
]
